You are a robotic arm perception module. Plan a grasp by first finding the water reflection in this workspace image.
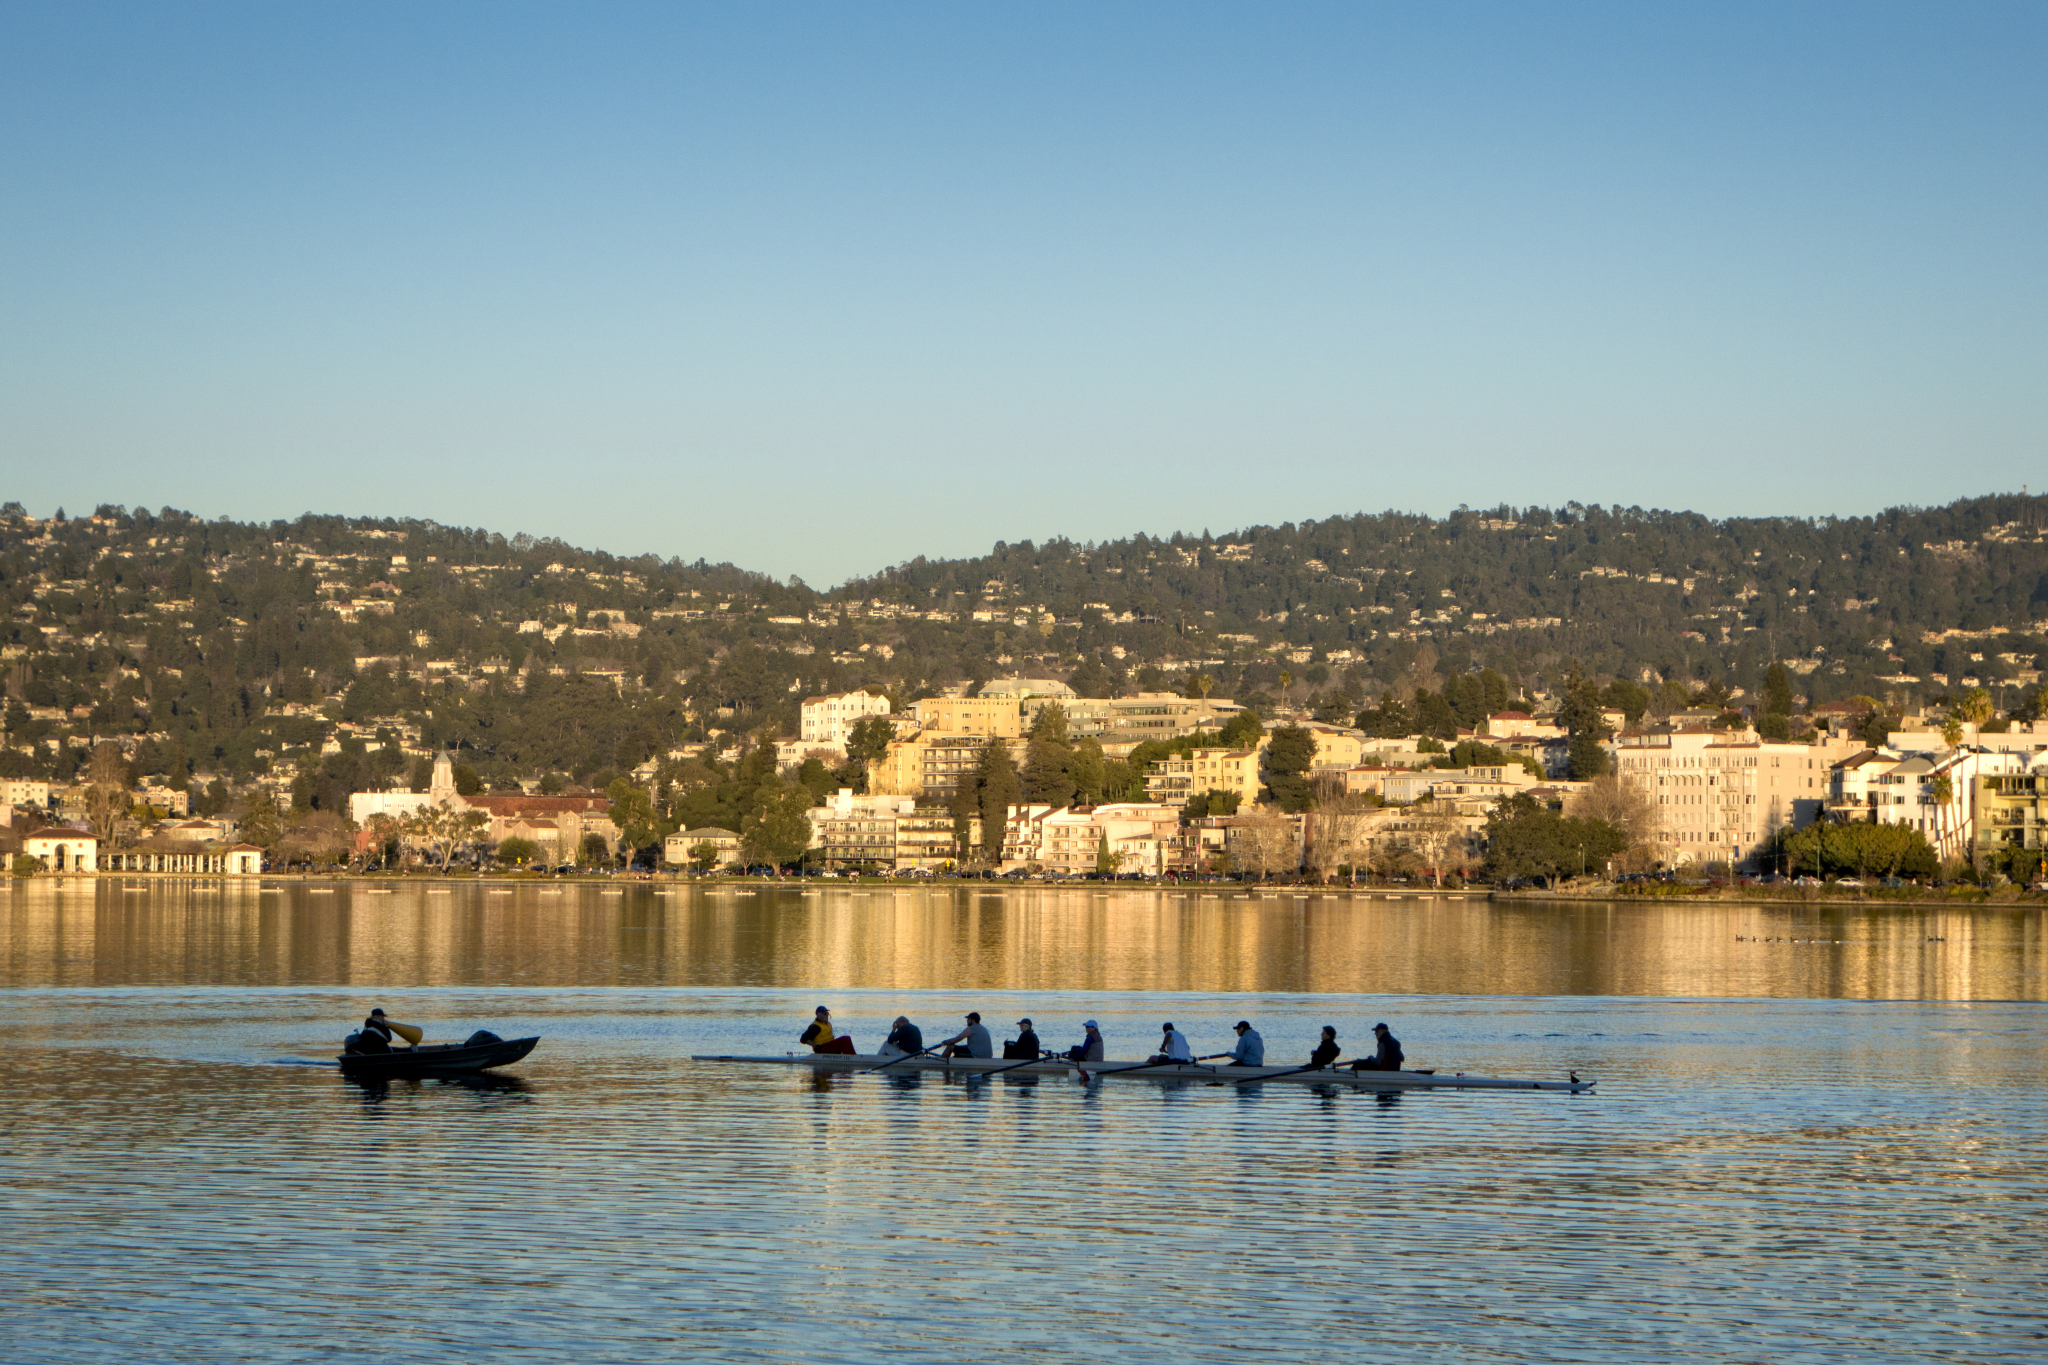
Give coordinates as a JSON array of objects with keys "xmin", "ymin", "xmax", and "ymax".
[{"xmin": 2, "ymin": 881, "xmax": 2040, "ymax": 999}]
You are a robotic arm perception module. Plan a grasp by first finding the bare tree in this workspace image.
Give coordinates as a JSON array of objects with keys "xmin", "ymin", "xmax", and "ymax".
[
  {"xmin": 82, "ymin": 742, "xmax": 132, "ymax": 843},
  {"xmin": 1403, "ymin": 799, "xmax": 1468, "ymax": 888},
  {"xmin": 1566, "ymin": 774, "xmax": 1663, "ymax": 873},
  {"xmin": 1309, "ymin": 795, "xmax": 1377, "ymax": 884},
  {"xmin": 279, "ymin": 810, "xmax": 353, "ymax": 870},
  {"xmin": 1230, "ymin": 809, "xmax": 1301, "ymax": 880}
]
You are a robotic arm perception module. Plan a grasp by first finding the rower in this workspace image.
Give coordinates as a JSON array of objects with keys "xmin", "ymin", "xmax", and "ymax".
[
  {"xmin": 1003, "ymin": 1018, "xmax": 1041, "ymax": 1060},
  {"xmin": 1308, "ymin": 1025, "xmax": 1342, "ymax": 1069},
  {"xmin": 1348, "ymin": 1022, "xmax": 1405, "ymax": 1072},
  {"xmin": 1200, "ymin": 1020, "xmax": 1264, "ymax": 1067},
  {"xmin": 877, "ymin": 1015, "xmax": 925, "ymax": 1059},
  {"xmin": 799, "ymin": 1006, "xmax": 856, "ymax": 1055},
  {"xmin": 1149, "ymin": 1021, "xmax": 1193, "ymax": 1065},
  {"xmin": 1065, "ymin": 1020, "xmax": 1105, "ymax": 1064},
  {"xmin": 938, "ymin": 1012, "xmax": 993, "ymax": 1060}
]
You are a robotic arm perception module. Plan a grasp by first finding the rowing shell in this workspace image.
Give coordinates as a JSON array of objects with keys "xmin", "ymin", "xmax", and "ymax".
[{"xmin": 691, "ymin": 1053, "xmax": 1595, "ymax": 1093}]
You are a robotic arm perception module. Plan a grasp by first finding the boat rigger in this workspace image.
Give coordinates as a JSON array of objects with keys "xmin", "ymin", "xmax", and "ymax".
[{"xmin": 691, "ymin": 1052, "xmax": 1596, "ymax": 1093}]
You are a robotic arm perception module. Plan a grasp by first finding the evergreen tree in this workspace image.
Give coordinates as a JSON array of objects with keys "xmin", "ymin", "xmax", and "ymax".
[{"xmin": 1265, "ymin": 724, "xmax": 1317, "ymax": 812}]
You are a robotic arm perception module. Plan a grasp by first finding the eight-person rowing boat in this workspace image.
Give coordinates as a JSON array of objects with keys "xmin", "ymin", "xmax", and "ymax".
[{"xmin": 691, "ymin": 1010, "xmax": 1594, "ymax": 1094}]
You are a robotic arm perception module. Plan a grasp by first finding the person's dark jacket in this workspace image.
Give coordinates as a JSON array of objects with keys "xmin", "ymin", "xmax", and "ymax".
[
  {"xmin": 1004, "ymin": 1028, "xmax": 1041, "ymax": 1059},
  {"xmin": 1309, "ymin": 1039, "xmax": 1342, "ymax": 1068},
  {"xmin": 885, "ymin": 1022, "xmax": 924, "ymax": 1054},
  {"xmin": 1375, "ymin": 1032, "xmax": 1404, "ymax": 1070}
]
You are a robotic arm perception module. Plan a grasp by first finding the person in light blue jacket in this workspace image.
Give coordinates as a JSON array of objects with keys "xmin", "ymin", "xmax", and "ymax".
[{"xmin": 1202, "ymin": 1020, "xmax": 1265, "ymax": 1067}]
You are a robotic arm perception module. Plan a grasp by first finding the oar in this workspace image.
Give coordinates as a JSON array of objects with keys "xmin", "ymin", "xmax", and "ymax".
[
  {"xmin": 849, "ymin": 1047, "xmax": 941, "ymax": 1078},
  {"xmin": 977, "ymin": 1050, "xmax": 1059, "ymax": 1078},
  {"xmin": 1076, "ymin": 1057, "xmax": 1213, "ymax": 1082},
  {"xmin": 1233, "ymin": 1060, "xmax": 1342, "ymax": 1086}
]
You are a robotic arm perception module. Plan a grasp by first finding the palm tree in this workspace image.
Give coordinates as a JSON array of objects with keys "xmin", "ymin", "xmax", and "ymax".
[{"xmin": 1928, "ymin": 773, "xmax": 1955, "ymax": 862}]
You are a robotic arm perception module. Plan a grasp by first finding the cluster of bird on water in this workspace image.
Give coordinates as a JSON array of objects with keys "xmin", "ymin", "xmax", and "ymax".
[
  {"xmin": 797, "ymin": 1006, "xmax": 1410, "ymax": 1073},
  {"xmin": 1735, "ymin": 935, "xmax": 1949, "ymax": 943}
]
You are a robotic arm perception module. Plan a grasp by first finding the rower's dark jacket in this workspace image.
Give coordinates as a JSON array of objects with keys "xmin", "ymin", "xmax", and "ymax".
[
  {"xmin": 1375, "ymin": 1032, "xmax": 1404, "ymax": 1069},
  {"xmin": 1004, "ymin": 1028, "xmax": 1040, "ymax": 1060},
  {"xmin": 1309, "ymin": 1038, "xmax": 1342, "ymax": 1068},
  {"xmin": 885, "ymin": 1022, "xmax": 924, "ymax": 1054}
]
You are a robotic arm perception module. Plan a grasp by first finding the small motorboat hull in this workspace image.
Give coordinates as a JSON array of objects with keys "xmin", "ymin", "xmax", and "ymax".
[{"xmin": 338, "ymin": 1036, "xmax": 539, "ymax": 1077}]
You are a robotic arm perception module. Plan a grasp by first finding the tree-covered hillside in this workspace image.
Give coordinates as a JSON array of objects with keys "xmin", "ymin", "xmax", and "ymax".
[{"xmin": 2, "ymin": 494, "xmax": 2043, "ymax": 795}]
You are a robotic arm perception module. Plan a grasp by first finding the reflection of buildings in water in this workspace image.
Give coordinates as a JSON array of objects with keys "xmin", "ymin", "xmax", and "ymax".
[{"xmin": 0, "ymin": 884, "xmax": 2042, "ymax": 1003}]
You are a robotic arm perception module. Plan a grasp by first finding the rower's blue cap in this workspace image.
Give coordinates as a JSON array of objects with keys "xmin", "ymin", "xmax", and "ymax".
[
  {"xmin": 1373, "ymin": 1022, "xmax": 1388, "ymax": 1031},
  {"xmin": 1084, "ymin": 1020, "xmax": 1099, "ymax": 1028}
]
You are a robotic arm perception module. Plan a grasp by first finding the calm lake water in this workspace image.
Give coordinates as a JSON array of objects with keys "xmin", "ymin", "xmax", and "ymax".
[{"xmin": 2, "ymin": 881, "xmax": 2044, "ymax": 1364}]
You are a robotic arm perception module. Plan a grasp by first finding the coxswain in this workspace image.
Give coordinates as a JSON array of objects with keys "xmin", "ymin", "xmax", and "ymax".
[
  {"xmin": 938, "ymin": 1012, "xmax": 994, "ymax": 1060},
  {"xmin": 1065, "ymin": 1020, "xmax": 1105, "ymax": 1064},
  {"xmin": 1003, "ymin": 1018, "xmax": 1041, "ymax": 1059},
  {"xmin": 348, "ymin": 1008, "xmax": 420, "ymax": 1055},
  {"xmin": 1308, "ymin": 1025, "xmax": 1342, "ymax": 1069},
  {"xmin": 1149, "ymin": 1021, "xmax": 1193, "ymax": 1065},
  {"xmin": 878, "ymin": 1015, "xmax": 925, "ymax": 1059},
  {"xmin": 799, "ymin": 1006, "xmax": 856, "ymax": 1055},
  {"xmin": 1349, "ymin": 1022, "xmax": 1405, "ymax": 1072},
  {"xmin": 1200, "ymin": 1020, "xmax": 1264, "ymax": 1067}
]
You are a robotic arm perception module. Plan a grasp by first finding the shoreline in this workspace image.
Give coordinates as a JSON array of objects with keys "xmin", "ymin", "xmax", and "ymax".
[{"xmin": 8, "ymin": 870, "xmax": 2042, "ymax": 909}]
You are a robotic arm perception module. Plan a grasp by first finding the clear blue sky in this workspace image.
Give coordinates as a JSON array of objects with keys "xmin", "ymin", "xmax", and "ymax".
[{"xmin": 3, "ymin": 3, "xmax": 2042, "ymax": 585}]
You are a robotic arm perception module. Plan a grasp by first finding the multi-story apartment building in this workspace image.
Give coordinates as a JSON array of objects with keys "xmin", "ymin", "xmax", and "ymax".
[
  {"xmin": 799, "ymin": 691, "xmax": 892, "ymax": 751},
  {"xmin": 1005, "ymin": 803, "xmax": 1190, "ymax": 876},
  {"xmin": 807, "ymin": 790, "xmax": 918, "ymax": 868},
  {"xmin": 1975, "ymin": 766, "xmax": 2048, "ymax": 862},
  {"xmin": 1614, "ymin": 729, "xmax": 1862, "ymax": 866},
  {"xmin": 868, "ymin": 733, "xmax": 1026, "ymax": 802},
  {"xmin": 1825, "ymin": 747, "xmax": 2024, "ymax": 862},
  {"xmin": 1144, "ymin": 748, "xmax": 1260, "ymax": 808},
  {"xmin": 1, "ymin": 779, "xmax": 53, "ymax": 810}
]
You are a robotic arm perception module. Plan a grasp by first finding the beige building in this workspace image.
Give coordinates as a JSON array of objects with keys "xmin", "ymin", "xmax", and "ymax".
[
  {"xmin": 1615, "ymin": 729, "xmax": 1862, "ymax": 865},
  {"xmin": 664, "ymin": 826, "xmax": 742, "ymax": 867},
  {"xmin": 870, "ymin": 733, "xmax": 1025, "ymax": 802},
  {"xmin": 1384, "ymin": 764, "xmax": 1539, "ymax": 804},
  {"xmin": 1975, "ymin": 763, "xmax": 2048, "ymax": 863},
  {"xmin": 1145, "ymin": 748, "xmax": 1260, "ymax": 809},
  {"xmin": 913, "ymin": 695, "xmax": 1023, "ymax": 739}
]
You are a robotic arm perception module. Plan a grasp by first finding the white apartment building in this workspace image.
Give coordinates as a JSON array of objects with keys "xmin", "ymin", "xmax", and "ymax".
[
  {"xmin": 799, "ymin": 691, "xmax": 892, "ymax": 751},
  {"xmin": 1005, "ymin": 803, "xmax": 1188, "ymax": 876},
  {"xmin": 1614, "ymin": 729, "xmax": 1861, "ymax": 866},
  {"xmin": 1829, "ymin": 747, "xmax": 2024, "ymax": 862},
  {"xmin": 808, "ymin": 788, "xmax": 918, "ymax": 867},
  {"xmin": 1, "ymin": 779, "xmax": 52, "ymax": 809}
]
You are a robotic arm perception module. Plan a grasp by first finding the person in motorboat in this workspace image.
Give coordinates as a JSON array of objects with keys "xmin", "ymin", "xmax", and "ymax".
[
  {"xmin": 1308, "ymin": 1025, "xmax": 1342, "ymax": 1069},
  {"xmin": 1148, "ymin": 1022, "xmax": 1193, "ymax": 1066},
  {"xmin": 800, "ymin": 1006, "xmax": 856, "ymax": 1055},
  {"xmin": 1064, "ymin": 1020, "xmax": 1105, "ymax": 1064},
  {"xmin": 1003, "ymin": 1018, "xmax": 1041, "ymax": 1060},
  {"xmin": 1200, "ymin": 1020, "xmax": 1264, "ymax": 1067},
  {"xmin": 937, "ymin": 1012, "xmax": 993, "ymax": 1060},
  {"xmin": 345, "ymin": 1008, "xmax": 422, "ymax": 1054},
  {"xmin": 876, "ymin": 1016, "xmax": 925, "ymax": 1059},
  {"xmin": 1348, "ymin": 1022, "xmax": 1405, "ymax": 1072}
]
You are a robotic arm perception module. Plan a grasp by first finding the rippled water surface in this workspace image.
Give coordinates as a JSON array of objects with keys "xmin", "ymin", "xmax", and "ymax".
[{"xmin": 2, "ymin": 882, "xmax": 2043, "ymax": 1363}]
